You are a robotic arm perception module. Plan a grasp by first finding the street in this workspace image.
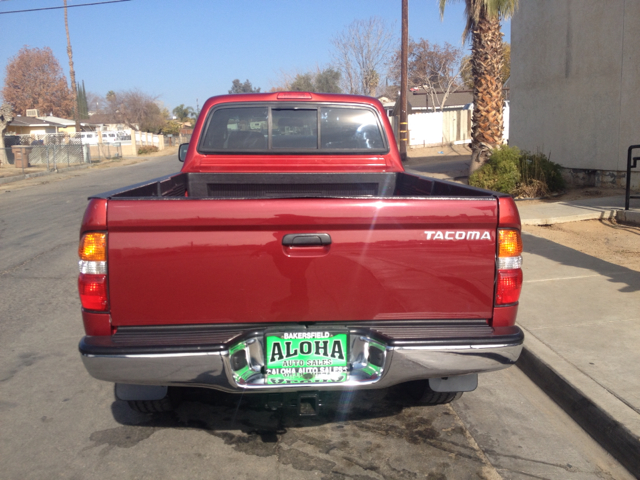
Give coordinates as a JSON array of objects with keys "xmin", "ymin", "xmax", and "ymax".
[{"xmin": 0, "ymin": 155, "xmax": 631, "ymax": 479}]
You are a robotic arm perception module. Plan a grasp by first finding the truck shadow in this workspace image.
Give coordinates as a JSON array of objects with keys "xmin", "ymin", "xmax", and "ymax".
[
  {"xmin": 109, "ymin": 382, "xmax": 433, "ymax": 439},
  {"xmin": 96, "ymin": 384, "xmax": 475, "ymax": 475}
]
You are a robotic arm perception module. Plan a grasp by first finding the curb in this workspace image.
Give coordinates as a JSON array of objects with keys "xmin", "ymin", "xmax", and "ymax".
[
  {"xmin": 521, "ymin": 209, "xmax": 640, "ymax": 227},
  {"xmin": 0, "ymin": 164, "xmax": 93, "ymax": 186},
  {"xmin": 616, "ymin": 209, "xmax": 640, "ymax": 226},
  {"xmin": 520, "ymin": 210, "xmax": 616, "ymax": 226},
  {"xmin": 0, "ymin": 156, "xmax": 145, "ymax": 187},
  {"xmin": 517, "ymin": 340, "xmax": 640, "ymax": 477}
]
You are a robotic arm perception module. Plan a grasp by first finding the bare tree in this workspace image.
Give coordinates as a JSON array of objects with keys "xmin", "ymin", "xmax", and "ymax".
[
  {"xmin": 390, "ymin": 39, "xmax": 467, "ymax": 111},
  {"xmin": 330, "ymin": 17, "xmax": 396, "ymax": 96},
  {"xmin": 104, "ymin": 89, "xmax": 166, "ymax": 133},
  {"xmin": 86, "ymin": 91, "xmax": 103, "ymax": 114}
]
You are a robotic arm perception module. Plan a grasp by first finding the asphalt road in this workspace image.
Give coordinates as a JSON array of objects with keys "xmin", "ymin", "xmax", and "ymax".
[{"xmin": 0, "ymin": 155, "xmax": 631, "ymax": 479}]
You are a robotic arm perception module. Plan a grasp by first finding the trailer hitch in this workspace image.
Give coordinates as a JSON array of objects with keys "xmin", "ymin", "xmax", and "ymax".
[{"xmin": 262, "ymin": 391, "xmax": 323, "ymax": 416}]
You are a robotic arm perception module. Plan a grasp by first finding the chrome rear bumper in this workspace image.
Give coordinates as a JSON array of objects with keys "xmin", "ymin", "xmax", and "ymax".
[{"xmin": 79, "ymin": 322, "xmax": 524, "ymax": 393}]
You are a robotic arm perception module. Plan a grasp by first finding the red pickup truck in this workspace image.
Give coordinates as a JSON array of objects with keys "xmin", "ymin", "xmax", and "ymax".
[{"xmin": 77, "ymin": 92, "xmax": 524, "ymax": 414}]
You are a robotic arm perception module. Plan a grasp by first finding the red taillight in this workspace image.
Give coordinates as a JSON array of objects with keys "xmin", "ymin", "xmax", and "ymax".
[
  {"xmin": 494, "ymin": 199, "xmax": 523, "ymax": 326},
  {"xmin": 496, "ymin": 269, "xmax": 523, "ymax": 305},
  {"xmin": 78, "ymin": 231, "xmax": 108, "ymax": 315},
  {"xmin": 78, "ymin": 273, "xmax": 109, "ymax": 311},
  {"xmin": 495, "ymin": 228, "xmax": 523, "ymax": 307}
]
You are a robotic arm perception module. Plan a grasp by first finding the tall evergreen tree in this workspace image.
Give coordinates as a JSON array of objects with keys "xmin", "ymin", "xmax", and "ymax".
[{"xmin": 77, "ymin": 81, "xmax": 89, "ymax": 119}]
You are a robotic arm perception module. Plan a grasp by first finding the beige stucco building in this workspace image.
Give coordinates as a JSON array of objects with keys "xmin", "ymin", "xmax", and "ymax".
[{"xmin": 510, "ymin": 0, "xmax": 640, "ymax": 187}]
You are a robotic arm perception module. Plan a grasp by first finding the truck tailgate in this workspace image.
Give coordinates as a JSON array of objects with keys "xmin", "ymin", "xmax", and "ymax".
[{"xmin": 107, "ymin": 198, "xmax": 498, "ymax": 326}]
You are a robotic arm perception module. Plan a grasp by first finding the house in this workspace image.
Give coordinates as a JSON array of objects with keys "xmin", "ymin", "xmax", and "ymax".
[
  {"xmin": 408, "ymin": 88, "xmax": 474, "ymax": 112},
  {"xmin": 5, "ymin": 109, "xmax": 99, "ymax": 138},
  {"xmin": 84, "ymin": 113, "xmax": 131, "ymax": 132},
  {"xmin": 5, "ymin": 116, "xmax": 65, "ymax": 136},
  {"xmin": 38, "ymin": 115, "xmax": 95, "ymax": 134},
  {"xmin": 384, "ymin": 88, "xmax": 476, "ymax": 147},
  {"xmin": 510, "ymin": 0, "xmax": 639, "ymax": 188}
]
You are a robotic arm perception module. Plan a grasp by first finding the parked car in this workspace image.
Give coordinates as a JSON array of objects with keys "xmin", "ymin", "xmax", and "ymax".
[
  {"xmin": 77, "ymin": 92, "xmax": 524, "ymax": 415},
  {"xmin": 100, "ymin": 132, "xmax": 119, "ymax": 143},
  {"xmin": 80, "ymin": 133, "xmax": 98, "ymax": 145}
]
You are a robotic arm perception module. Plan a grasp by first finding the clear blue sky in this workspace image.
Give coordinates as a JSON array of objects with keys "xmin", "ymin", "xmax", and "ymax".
[{"xmin": 0, "ymin": 0, "xmax": 510, "ymax": 114}]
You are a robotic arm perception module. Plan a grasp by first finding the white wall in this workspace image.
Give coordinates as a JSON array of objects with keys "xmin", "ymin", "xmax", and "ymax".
[
  {"xmin": 408, "ymin": 112, "xmax": 443, "ymax": 146},
  {"xmin": 510, "ymin": 0, "xmax": 640, "ymax": 171}
]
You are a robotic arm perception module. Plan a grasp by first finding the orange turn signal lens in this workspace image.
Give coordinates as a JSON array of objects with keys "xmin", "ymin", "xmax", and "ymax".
[
  {"xmin": 79, "ymin": 233, "xmax": 106, "ymax": 261},
  {"xmin": 498, "ymin": 229, "xmax": 522, "ymax": 258}
]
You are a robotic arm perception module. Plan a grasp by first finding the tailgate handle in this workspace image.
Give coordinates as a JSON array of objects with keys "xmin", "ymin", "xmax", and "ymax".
[{"xmin": 282, "ymin": 233, "xmax": 332, "ymax": 247}]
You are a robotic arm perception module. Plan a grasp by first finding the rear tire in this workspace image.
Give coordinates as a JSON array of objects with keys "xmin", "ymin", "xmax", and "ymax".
[
  {"xmin": 422, "ymin": 389, "xmax": 463, "ymax": 405},
  {"xmin": 403, "ymin": 380, "xmax": 463, "ymax": 405}
]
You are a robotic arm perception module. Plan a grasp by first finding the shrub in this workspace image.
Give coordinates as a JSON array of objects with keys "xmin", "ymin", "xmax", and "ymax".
[
  {"xmin": 518, "ymin": 151, "xmax": 565, "ymax": 196},
  {"xmin": 469, "ymin": 146, "xmax": 565, "ymax": 197},
  {"xmin": 138, "ymin": 145, "xmax": 159, "ymax": 155},
  {"xmin": 469, "ymin": 145, "xmax": 521, "ymax": 194}
]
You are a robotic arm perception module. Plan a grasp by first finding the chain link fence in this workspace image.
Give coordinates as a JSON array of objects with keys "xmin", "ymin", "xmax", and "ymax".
[
  {"xmin": 93, "ymin": 143, "xmax": 122, "ymax": 160},
  {"xmin": 164, "ymin": 135, "xmax": 178, "ymax": 147},
  {"xmin": 5, "ymin": 133, "xmax": 70, "ymax": 146},
  {"xmin": 0, "ymin": 143, "xmax": 115, "ymax": 173}
]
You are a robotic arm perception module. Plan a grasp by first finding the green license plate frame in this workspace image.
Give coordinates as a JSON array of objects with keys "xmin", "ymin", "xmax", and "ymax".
[{"xmin": 264, "ymin": 330, "xmax": 349, "ymax": 385}]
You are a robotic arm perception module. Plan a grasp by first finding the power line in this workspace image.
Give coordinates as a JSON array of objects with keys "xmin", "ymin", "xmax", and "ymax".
[{"xmin": 0, "ymin": 0, "xmax": 131, "ymax": 14}]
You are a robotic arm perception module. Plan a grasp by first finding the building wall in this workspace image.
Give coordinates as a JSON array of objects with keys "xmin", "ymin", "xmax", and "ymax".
[
  {"xmin": 58, "ymin": 126, "xmax": 77, "ymax": 134},
  {"xmin": 510, "ymin": 0, "xmax": 640, "ymax": 173},
  {"xmin": 6, "ymin": 126, "xmax": 57, "ymax": 135}
]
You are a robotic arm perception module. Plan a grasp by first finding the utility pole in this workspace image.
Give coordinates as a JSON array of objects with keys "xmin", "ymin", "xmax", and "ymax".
[
  {"xmin": 399, "ymin": 0, "xmax": 408, "ymax": 161},
  {"xmin": 64, "ymin": 0, "xmax": 81, "ymax": 134}
]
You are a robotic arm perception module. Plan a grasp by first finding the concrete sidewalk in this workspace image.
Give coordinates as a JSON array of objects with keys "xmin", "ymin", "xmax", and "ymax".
[
  {"xmin": 517, "ymin": 195, "xmax": 640, "ymax": 226},
  {"xmin": 515, "ymin": 197, "xmax": 640, "ymax": 477}
]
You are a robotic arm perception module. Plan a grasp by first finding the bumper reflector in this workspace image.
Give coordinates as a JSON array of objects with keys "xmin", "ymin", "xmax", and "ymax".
[
  {"xmin": 79, "ymin": 260, "xmax": 107, "ymax": 274},
  {"xmin": 498, "ymin": 256, "xmax": 522, "ymax": 270}
]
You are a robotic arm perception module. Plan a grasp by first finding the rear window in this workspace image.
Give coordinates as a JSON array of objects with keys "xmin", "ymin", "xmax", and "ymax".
[{"xmin": 198, "ymin": 104, "xmax": 387, "ymax": 154}]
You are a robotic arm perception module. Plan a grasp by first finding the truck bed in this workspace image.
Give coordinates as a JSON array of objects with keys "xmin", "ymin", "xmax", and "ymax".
[
  {"xmin": 95, "ymin": 172, "xmax": 500, "ymax": 328},
  {"xmin": 96, "ymin": 171, "xmax": 493, "ymax": 200}
]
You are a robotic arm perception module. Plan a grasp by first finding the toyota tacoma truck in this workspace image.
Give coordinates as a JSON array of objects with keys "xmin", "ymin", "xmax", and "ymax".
[{"xmin": 77, "ymin": 92, "xmax": 524, "ymax": 414}]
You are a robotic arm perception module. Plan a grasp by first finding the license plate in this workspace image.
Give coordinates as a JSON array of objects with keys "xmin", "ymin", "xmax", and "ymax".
[{"xmin": 265, "ymin": 331, "xmax": 348, "ymax": 385}]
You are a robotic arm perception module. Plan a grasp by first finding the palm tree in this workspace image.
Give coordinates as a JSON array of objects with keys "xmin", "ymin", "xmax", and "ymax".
[
  {"xmin": 439, "ymin": 0, "xmax": 518, "ymax": 174},
  {"xmin": 172, "ymin": 104, "xmax": 195, "ymax": 122}
]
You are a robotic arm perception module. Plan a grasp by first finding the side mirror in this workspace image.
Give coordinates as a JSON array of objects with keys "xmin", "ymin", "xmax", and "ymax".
[{"xmin": 178, "ymin": 143, "xmax": 189, "ymax": 162}]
